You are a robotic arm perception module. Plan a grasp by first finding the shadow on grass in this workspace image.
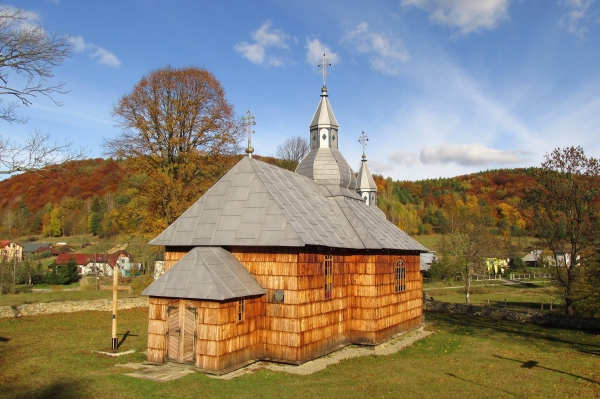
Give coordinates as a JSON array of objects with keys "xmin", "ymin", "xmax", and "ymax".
[
  {"xmin": 117, "ymin": 330, "xmax": 138, "ymax": 349},
  {"xmin": 427, "ymin": 312, "xmax": 600, "ymax": 350},
  {"xmin": 5, "ymin": 380, "xmax": 86, "ymax": 399},
  {"xmin": 446, "ymin": 373, "xmax": 525, "ymax": 398},
  {"xmin": 493, "ymin": 354, "xmax": 599, "ymax": 385},
  {"xmin": 0, "ymin": 336, "xmax": 9, "ymax": 342}
]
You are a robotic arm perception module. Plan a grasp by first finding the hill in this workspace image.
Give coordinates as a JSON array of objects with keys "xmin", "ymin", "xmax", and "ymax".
[{"xmin": 0, "ymin": 157, "xmax": 539, "ymax": 241}]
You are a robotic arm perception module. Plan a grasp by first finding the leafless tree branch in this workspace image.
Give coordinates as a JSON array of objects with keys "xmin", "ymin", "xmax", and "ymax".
[
  {"xmin": 0, "ymin": 6, "xmax": 72, "ymax": 124},
  {"xmin": 0, "ymin": 130, "xmax": 87, "ymax": 176}
]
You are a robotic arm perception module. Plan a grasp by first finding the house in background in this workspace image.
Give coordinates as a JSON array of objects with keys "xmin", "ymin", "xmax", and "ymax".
[
  {"xmin": 142, "ymin": 82, "xmax": 428, "ymax": 374},
  {"xmin": 523, "ymin": 250, "xmax": 542, "ymax": 267},
  {"xmin": 20, "ymin": 242, "xmax": 59, "ymax": 258},
  {"xmin": 56, "ymin": 250, "xmax": 133, "ymax": 276},
  {"xmin": 486, "ymin": 258, "xmax": 509, "ymax": 274},
  {"xmin": 419, "ymin": 251, "xmax": 436, "ymax": 272},
  {"xmin": 0, "ymin": 241, "xmax": 23, "ymax": 262}
]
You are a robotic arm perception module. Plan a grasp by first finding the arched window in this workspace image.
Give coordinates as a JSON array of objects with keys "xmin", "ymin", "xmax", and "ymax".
[
  {"xmin": 395, "ymin": 259, "xmax": 406, "ymax": 293},
  {"xmin": 324, "ymin": 254, "xmax": 333, "ymax": 299}
]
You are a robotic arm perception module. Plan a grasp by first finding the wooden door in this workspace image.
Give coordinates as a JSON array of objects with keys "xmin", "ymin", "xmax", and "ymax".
[{"xmin": 167, "ymin": 302, "xmax": 196, "ymax": 364}]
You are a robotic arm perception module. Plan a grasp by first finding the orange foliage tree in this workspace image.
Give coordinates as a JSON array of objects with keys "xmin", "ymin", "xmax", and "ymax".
[{"xmin": 105, "ymin": 66, "xmax": 243, "ymax": 233}]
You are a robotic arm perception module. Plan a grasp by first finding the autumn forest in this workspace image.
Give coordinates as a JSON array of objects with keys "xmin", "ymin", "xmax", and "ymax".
[{"xmin": 0, "ymin": 155, "xmax": 537, "ymax": 248}]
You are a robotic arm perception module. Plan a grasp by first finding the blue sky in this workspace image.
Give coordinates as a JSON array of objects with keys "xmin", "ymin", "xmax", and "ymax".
[{"xmin": 3, "ymin": 0, "xmax": 600, "ymax": 180}]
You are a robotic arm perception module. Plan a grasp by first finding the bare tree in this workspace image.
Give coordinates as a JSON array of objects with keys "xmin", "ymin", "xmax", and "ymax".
[
  {"xmin": 0, "ymin": 6, "xmax": 72, "ymax": 124},
  {"xmin": 0, "ymin": 130, "xmax": 86, "ymax": 175},
  {"xmin": 276, "ymin": 136, "xmax": 309, "ymax": 163},
  {"xmin": 0, "ymin": 7, "xmax": 81, "ymax": 176}
]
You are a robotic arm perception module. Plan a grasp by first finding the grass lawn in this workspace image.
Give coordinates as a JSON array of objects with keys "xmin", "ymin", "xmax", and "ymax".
[
  {"xmin": 0, "ymin": 309, "xmax": 598, "ymax": 398},
  {"xmin": 425, "ymin": 281, "xmax": 561, "ymax": 311}
]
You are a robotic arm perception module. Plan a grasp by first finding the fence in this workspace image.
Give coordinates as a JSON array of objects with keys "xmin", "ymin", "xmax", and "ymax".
[
  {"xmin": 509, "ymin": 273, "xmax": 553, "ymax": 280},
  {"xmin": 453, "ymin": 274, "xmax": 502, "ymax": 282}
]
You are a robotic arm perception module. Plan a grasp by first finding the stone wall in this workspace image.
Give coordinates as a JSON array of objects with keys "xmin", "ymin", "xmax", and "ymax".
[
  {"xmin": 0, "ymin": 297, "xmax": 148, "ymax": 318},
  {"xmin": 424, "ymin": 299, "xmax": 600, "ymax": 331}
]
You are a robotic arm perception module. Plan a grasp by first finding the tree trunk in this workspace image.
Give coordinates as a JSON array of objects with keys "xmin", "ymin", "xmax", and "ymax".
[{"xmin": 465, "ymin": 272, "xmax": 471, "ymax": 305}]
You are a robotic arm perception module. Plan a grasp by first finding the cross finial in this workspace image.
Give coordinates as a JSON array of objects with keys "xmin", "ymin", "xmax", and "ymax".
[
  {"xmin": 242, "ymin": 110, "xmax": 256, "ymax": 158},
  {"xmin": 358, "ymin": 131, "xmax": 369, "ymax": 159},
  {"xmin": 318, "ymin": 53, "xmax": 331, "ymax": 87}
]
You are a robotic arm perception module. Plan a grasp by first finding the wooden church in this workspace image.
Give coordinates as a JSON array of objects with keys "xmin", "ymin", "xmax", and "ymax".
[{"xmin": 142, "ymin": 78, "xmax": 428, "ymax": 374}]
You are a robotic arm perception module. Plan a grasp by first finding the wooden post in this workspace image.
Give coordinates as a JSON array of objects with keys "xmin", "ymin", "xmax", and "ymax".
[{"xmin": 100, "ymin": 265, "xmax": 131, "ymax": 352}]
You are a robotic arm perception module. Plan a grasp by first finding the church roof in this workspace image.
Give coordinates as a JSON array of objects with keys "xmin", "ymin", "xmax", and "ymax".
[
  {"xmin": 142, "ymin": 247, "xmax": 265, "ymax": 300},
  {"xmin": 356, "ymin": 156, "xmax": 377, "ymax": 192},
  {"xmin": 310, "ymin": 87, "xmax": 339, "ymax": 129},
  {"xmin": 150, "ymin": 156, "xmax": 427, "ymax": 252},
  {"xmin": 296, "ymin": 147, "xmax": 357, "ymax": 189}
]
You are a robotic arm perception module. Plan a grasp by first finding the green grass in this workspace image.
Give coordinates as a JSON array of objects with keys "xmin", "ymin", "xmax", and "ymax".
[
  {"xmin": 426, "ymin": 281, "xmax": 562, "ymax": 310},
  {"xmin": 412, "ymin": 234, "xmax": 442, "ymax": 250},
  {"xmin": 0, "ymin": 309, "xmax": 598, "ymax": 398}
]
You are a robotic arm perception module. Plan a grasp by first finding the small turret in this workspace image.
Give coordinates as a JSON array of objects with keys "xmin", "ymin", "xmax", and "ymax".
[{"xmin": 356, "ymin": 132, "xmax": 377, "ymax": 207}]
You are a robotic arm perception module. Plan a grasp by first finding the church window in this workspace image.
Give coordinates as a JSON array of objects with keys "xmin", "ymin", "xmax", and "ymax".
[
  {"xmin": 395, "ymin": 260, "xmax": 406, "ymax": 293},
  {"xmin": 322, "ymin": 134, "xmax": 327, "ymax": 140},
  {"xmin": 237, "ymin": 299, "xmax": 245, "ymax": 322},
  {"xmin": 324, "ymin": 254, "xmax": 333, "ymax": 299}
]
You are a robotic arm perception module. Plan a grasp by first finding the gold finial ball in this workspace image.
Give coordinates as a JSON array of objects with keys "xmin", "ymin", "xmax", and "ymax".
[
  {"xmin": 322, "ymin": 85, "xmax": 327, "ymax": 92},
  {"xmin": 246, "ymin": 147, "xmax": 254, "ymax": 154},
  {"xmin": 362, "ymin": 154, "xmax": 367, "ymax": 159}
]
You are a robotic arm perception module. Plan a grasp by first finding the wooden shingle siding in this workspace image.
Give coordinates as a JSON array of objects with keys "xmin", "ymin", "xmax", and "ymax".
[{"xmin": 147, "ymin": 247, "xmax": 423, "ymax": 373}]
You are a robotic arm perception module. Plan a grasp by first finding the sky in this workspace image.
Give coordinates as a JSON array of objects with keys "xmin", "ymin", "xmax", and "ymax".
[{"xmin": 2, "ymin": 0, "xmax": 600, "ymax": 181}]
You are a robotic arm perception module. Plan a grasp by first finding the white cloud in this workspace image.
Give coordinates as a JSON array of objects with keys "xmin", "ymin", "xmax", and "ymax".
[
  {"xmin": 342, "ymin": 22, "xmax": 409, "ymax": 75},
  {"xmin": 68, "ymin": 35, "xmax": 120, "ymax": 67},
  {"xmin": 369, "ymin": 151, "xmax": 420, "ymax": 174},
  {"xmin": 419, "ymin": 144, "xmax": 530, "ymax": 166},
  {"xmin": 0, "ymin": 5, "xmax": 43, "ymax": 33},
  {"xmin": 92, "ymin": 48, "xmax": 120, "ymax": 67},
  {"xmin": 234, "ymin": 20, "xmax": 290, "ymax": 67},
  {"xmin": 306, "ymin": 38, "xmax": 340, "ymax": 66},
  {"xmin": 559, "ymin": 0, "xmax": 595, "ymax": 39},
  {"xmin": 402, "ymin": 0, "xmax": 510, "ymax": 35}
]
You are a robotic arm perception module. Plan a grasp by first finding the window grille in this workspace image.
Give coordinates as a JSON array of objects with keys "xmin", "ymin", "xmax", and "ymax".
[
  {"xmin": 237, "ymin": 299, "xmax": 245, "ymax": 322},
  {"xmin": 395, "ymin": 260, "xmax": 406, "ymax": 293},
  {"xmin": 324, "ymin": 254, "xmax": 333, "ymax": 299}
]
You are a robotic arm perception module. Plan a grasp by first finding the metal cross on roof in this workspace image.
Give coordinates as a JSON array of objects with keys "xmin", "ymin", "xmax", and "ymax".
[
  {"xmin": 242, "ymin": 110, "xmax": 256, "ymax": 158},
  {"xmin": 358, "ymin": 131, "xmax": 369, "ymax": 158},
  {"xmin": 318, "ymin": 53, "xmax": 331, "ymax": 87}
]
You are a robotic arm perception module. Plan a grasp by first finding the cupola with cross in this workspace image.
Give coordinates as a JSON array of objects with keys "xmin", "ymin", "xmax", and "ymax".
[
  {"xmin": 356, "ymin": 131, "xmax": 378, "ymax": 207},
  {"xmin": 296, "ymin": 54, "xmax": 357, "ymax": 190}
]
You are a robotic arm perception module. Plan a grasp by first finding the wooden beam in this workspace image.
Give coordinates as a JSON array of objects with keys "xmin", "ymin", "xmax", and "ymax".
[{"xmin": 100, "ymin": 285, "xmax": 131, "ymax": 291}]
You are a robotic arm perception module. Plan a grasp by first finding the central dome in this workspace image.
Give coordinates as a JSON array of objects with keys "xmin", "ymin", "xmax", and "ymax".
[{"xmin": 296, "ymin": 86, "xmax": 357, "ymax": 190}]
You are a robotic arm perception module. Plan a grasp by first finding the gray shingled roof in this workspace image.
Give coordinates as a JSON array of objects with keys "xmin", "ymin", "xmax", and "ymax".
[
  {"xmin": 142, "ymin": 247, "xmax": 265, "ymax": 300},
  {"xmin": 19, "ymin": 242, "xmax": 51, "ymax": 253},
  {"xmin": 310, "ymin": 88, "xmax": 339, "ymax": 129},
  {"xmin": 296, "ymin": 147, "xmax": 357, "ymax": 189},
  {"xmin": 150, "ymin": 157, "xmax": 427, "ymax": 252},
  {"xmin": 356, "ymin": 158, "xmax": 377, "ymax": 192}
]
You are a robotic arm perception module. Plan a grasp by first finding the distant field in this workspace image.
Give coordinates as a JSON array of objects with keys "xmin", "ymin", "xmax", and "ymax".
[
  {"xmin": 413, "ymin": 234, "xmax": 442, "ymax": 250},
  {"xmin": 413, "ymin": 234, "xmax": 539, "ymax": 255},
  {"xmin": 0, "ymin": 309, "xmax": 598, "ymax": 398},
  {"xmin": 425, "ymin": 280, "xmax": 561, "ymax": 311}
]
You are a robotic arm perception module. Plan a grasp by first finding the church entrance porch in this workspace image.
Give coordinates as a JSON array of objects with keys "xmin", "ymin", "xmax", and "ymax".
[{"xmin": 166, "ymin": 301, "xmax": 196, "ymax": 364}]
